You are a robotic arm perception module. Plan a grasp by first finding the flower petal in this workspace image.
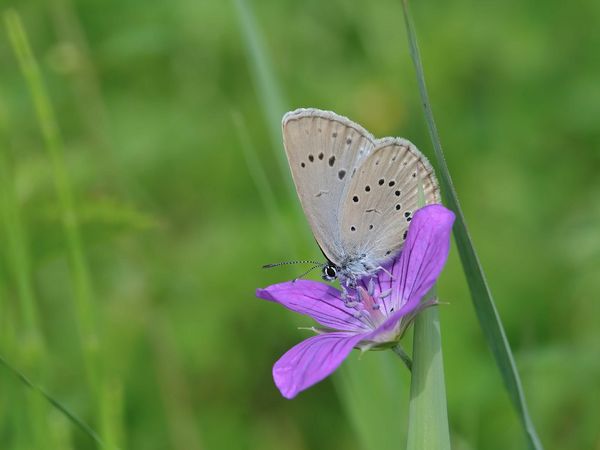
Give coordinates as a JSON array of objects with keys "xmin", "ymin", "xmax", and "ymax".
[
  {"xmin": 362, "ymin": 205, "xmax": 454, "ymax": 341},
  {"xmin": 390, "ymin": 204, "xmax": 455, "ymax": 312},
  {"xmin": 256, "ymin": 281, "xmax": 369, "ymax": 332},
  {"xmin": 273, "ymin": 332, "xmax": 364, "ymax": 399}
]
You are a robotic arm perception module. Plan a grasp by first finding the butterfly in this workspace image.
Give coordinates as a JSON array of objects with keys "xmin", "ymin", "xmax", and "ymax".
[{"xmin": 281, "ymin": 108, "xmax": 440, "ymax": 286}]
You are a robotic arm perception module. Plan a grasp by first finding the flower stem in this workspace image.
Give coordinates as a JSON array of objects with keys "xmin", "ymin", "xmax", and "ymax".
[
  {"xmin": 392, "ymin": 344, "xmax": 413, "ymax": 372},
  {"xmin": 406, "ymin": 303, "xmax": 451, "ymax": 450}
]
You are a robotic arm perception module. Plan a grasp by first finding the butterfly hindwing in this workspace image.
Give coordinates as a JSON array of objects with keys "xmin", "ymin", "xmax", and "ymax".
[
  {"xmin": 339, "ymin": 138, "xmax": 440, "ymax": 264},
  {"xmin": 282, "ymin": 109, "xmax": 376, "ymax": 265}
]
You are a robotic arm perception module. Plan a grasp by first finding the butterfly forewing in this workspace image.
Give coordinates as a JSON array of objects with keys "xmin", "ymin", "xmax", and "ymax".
[
  {"xmin": 339, "ymin": 138, "xmax": 440, "ymax": 263},
  {"xmin": 282, "ymin": 109, "xmax": 376, "ymax": 264}
]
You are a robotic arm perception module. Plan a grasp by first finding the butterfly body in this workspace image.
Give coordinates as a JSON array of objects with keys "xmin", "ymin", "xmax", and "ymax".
[
  {"xmin": 320, "ymin": 253, "xmax": 375, "ymax": 283},
  {"xmin": 282, "ymin": 108, "xmax": 440, "ymax": 284}
]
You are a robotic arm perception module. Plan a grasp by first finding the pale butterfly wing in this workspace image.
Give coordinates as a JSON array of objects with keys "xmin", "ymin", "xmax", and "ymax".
[
  {"xmin": 339, "ymin": 138, "xmax": 440, "ymax": 264},
  {"xmin": 282, "ymin": 108, "xmax": 376, "ymax": 264}
]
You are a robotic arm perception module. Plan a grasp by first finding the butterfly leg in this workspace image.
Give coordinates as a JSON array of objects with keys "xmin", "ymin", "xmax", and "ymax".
[
  {"xmin": 342, "ymin": 280, "xmax": 365, "ymax": 307},
  {"xmin": 340, "ymin": 284, "xmax": 348, "ymax": 300},
  {"xmin": 345, "ymin": 277, "xmax": 358, "ymax": 290},
  {"xmin": 341, "ymin": 287, "xmax": 361, "ymax": 308},
  {"xmin": 376, "ymin": 266, "xmax": 394, "ymax": 279},
  {"xmin": 341, "ymin": 285, "xmax": 356, "ymax": 303}
]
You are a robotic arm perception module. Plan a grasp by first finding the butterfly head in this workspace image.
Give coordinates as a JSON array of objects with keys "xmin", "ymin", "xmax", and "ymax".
[{"xmin": 321, "ymin": 263, "xmax": 338, "ymax": 281}]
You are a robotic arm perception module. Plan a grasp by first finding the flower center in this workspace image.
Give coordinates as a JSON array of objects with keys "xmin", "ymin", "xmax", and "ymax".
[{"xmin": 345, "ymin": 286, "xmax": 387, "ymax": 329}]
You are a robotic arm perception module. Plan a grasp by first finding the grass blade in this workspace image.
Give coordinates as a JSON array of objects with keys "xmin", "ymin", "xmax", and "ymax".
[
  {"xmin": 4, "ymin": 10, "xmax": 121, "ymax": 448},
  {"xmin": 232, "ymin": 0, "xmax": 291, "ymax": 188},
  {"xmin": 0, "ymin": 354, "xmax": 106, "ymax": 448},
  {"xmin": 232, "ymin": 112, "xmax": 286, "ymax": 234},
  {"xmin": 406, "ymin": 299, "xmax": 451, "ymax": 450},
  {"xmin": 3, "ymin": 9, "xmax": 95, "ymax": 366},
  {"xmin": 400, "ymin": 1, "xmax": 543, "ymax": 448},
  {"xmin": 0, "ymin": 102, "xmax": 51, "ymax": 450}
]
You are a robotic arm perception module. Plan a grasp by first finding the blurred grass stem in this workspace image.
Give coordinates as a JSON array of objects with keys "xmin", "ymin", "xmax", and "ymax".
[
  {"xmin": 232, "ymin": 110, "xmax": 291, "ymax": 247},
  {"xmin": 4, "ymin": 10, "xmax": 120, "ymax": 449},
  {"xmin": 232, "ymin": 0, "xmax": 292, "ymax": 196},
  {"xmin": 0, "ymin": 98, "xmax": 50, "ymax": 450}
]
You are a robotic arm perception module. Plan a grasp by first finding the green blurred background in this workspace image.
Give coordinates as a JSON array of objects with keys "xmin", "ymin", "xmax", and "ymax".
[{"xmin": 0, "ymin": 0, "xmax": 599, "ymax": 449}]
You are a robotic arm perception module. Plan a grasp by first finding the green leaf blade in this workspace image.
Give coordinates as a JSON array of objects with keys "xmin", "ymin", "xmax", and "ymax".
[
  {"xmin": 406, "ymin": 304, "xmax": 451, "ymax": 450},
  {"xmin": 400, "ymin": 1, "xmax": 543, "ymax": 449}
]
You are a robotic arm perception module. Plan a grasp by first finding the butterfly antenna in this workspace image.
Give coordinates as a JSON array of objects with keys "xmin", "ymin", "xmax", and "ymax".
[
  {"xmin": 262, "ymin": 260, "xmax": 322, "ymax": 269},
  {"xmin": 292, "ymin": 264, "xmax": 323, "ymax": 282}
]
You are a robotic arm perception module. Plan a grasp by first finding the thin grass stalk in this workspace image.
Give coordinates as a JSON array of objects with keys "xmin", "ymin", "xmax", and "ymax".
[
  {"xmin": 232, "ymin": 0, "xmax": 294, "ymax": 197},
  {"xmin": 0, "ymin": 153, "xmax": 41, "ymax": 344},
  {"xmin": 0, "ymin": 136, "xmax": 50, "ymax": 449},
  {"xmin": 399, "ymin": 2, "xmax": 542, "ymax": 449},
  {"xmin": 4, "ymin": 10, "xmax": 120, "ymax": 448},
  {"xmin": 232, "ymin": 111, "xmax": 297, "ymax": 255},
  {"xmin": 0, "ymin": 354, "xmax": 106, "ymax": 448}
]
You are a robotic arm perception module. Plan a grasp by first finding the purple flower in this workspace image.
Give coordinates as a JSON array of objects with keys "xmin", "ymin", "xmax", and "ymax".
[{"xmin": 256, "ymin": 204, "xmax": 455, "ymax": 399}]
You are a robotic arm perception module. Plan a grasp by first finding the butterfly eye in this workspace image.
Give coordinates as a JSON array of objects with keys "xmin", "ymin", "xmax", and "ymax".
[{"xmin": 322, "ymin": 264, "xmax": 338, "ymax": 281}]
